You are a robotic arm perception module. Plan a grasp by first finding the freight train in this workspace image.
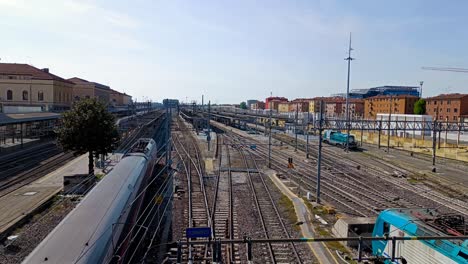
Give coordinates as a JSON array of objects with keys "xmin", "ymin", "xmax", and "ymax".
[
  {"xmin": 322, "ymin": 130, "xmax": 357, "ymax": 149},
  {"xmin": 23, "ymin": 138, "xmax": 158, "ymax": 264},
  {"xmin": 372, "ymin": 209, "xmax": 468, "ymax": 263}
]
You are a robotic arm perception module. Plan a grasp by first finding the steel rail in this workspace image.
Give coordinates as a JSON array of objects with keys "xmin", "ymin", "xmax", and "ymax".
[{"xmin": 227, "ymin": 135, "xmax": 303, "ymax": 263}]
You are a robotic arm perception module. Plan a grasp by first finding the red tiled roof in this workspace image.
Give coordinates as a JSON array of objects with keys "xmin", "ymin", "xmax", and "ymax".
[
  {"xmin": 67, "ymin": 77, "xmax": 90, "ymax": 84},
  {"xmin": 0, "ymin": 63, "xmax": 74, "ymax": 84},
  {"xmin": 291, "ymin": 98, "xmax": 315, "ymax": 102},
  {"xmin": 68, "ymin": 77, "xmax": 110, "ymax": 90},
  {"xmin": 426, "ymin": 93, "xmax": 468, "ymax": 100}
]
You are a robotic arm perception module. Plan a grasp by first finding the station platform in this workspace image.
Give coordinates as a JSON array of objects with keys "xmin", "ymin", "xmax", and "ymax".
[
  {"xmin": 0, "ymin": 112, "xmax": 60, "ymax": 125},
  {"xmin": 0, "ymin": 154, "xmax": 87, "ymax": 237},
  {"xmin": 0, "ymin": 138, "xmax": 40, "ymax": 152}
]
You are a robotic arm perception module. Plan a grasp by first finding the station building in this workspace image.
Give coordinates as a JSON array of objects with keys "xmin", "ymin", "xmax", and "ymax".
[
  {"xmin": 425, "ymin": 93, "xmax": 468, "ymax": 122},
  {"xmin": 0, "ymin": 63, "xmax": 74, "ymax": 113},
  {"xmin": 68, "ymin": 77, "xmax": 111, "ymax": 104},
  {"xmin": 110, "ymin": 89, "xmax": 132, "ymax": 107}
]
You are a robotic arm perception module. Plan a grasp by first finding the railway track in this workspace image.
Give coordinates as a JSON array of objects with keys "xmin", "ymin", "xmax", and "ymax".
[
  {"xmin": 210, "ymin": 137, "xmax": 240, "ymax": 263},
  {"xmin": 0, "ymin": 151, "xmax": 75, "ymax": 198},
  {"xmin": 172, "ymin": 118, "xmax": 212, "ymax": 262},
  {"xmin": 0, "ymin": 142, "xmax": 63, "ymax": 180},
  {"xmin": 302, "ymin": 136, "xmax": 468, "ymax": 216},
  {"xmin": 223, "ymin": 126, "xmax": 468, "ymax": 218},
  {"xmin": 228, "ymin": 135, "xmax": 303, "ymax": 264}
]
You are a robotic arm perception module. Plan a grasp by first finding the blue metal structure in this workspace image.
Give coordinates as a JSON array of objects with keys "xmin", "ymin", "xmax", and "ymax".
[
  {"xmin": 333, "ymin": 86, "xmax": 420, "ymax": 99},
  {"xmin": 373, "ymin": 209, "xmax": 468, "ymax": 263}
]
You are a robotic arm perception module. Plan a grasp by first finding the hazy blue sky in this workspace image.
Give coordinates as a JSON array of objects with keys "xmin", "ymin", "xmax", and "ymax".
[{"xmin": 1, "ymin": 0, "xmax": 467, "ymax": 103}]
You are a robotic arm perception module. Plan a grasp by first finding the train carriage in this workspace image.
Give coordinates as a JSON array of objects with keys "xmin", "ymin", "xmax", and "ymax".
[
  {"xmin": 22, "ymin": 138, "xmax": 157, "ymax": 264},
  {"xmin": 372, "ymin": 209, "xmax": 468, "ymax": 264}
]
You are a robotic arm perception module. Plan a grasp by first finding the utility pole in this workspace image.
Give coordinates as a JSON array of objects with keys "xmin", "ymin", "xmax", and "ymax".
[
  {"xmin": 168, "ymin": 106, "xmax": 172, "ymax": 169},
  {"xmin": 344, "ymin": 32, "xmax": 354, "ymax": 152},
  {"xmin": 268, "ymin": 102, "xmax": 272, "ymax": 168},
  {"xmin": 419, "ymin": 81, "xmax": 424, "ymax": 98},
  {"xmin": 387, "ymin": 95, "xmax": 393, "ymax": 153},
  {"xmin": 165, "ymin": 102, "xmax": 170, "ymax": 173},
  {"xmin": 306, "ymin": 111, "xmax": 310, "ymax": 158},
  {"xmin": 432, "ymin": 108, "xmax": 438, "ymax": 166},
  {"xmin": 317, "ymin": 100, "xmax": 324, "ymax": 204},
  {"xmin": 295, "ymin": 103, "xmax": 298, "ymax": 151},
  {"xmin": 255, "ymin": 108, "xmax": 258, "ymax": 132},
  {"xmin": 207, "ymin": 100, "xmax": 211, "ymax": 151}
]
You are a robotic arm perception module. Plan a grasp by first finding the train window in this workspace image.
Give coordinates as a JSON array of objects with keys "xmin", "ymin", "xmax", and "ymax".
[
  {"xmin": 458, "ymin": 250, "xmax": 468, "ymax": 260},
  {"xmin": 383, "ymin": 222, "xmax": 390, "ymax": 235}
]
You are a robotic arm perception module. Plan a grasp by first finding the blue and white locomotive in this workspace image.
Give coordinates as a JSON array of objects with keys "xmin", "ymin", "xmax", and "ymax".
[{"xmin": 372, "ymin": 209, "xmax": 468, "ymax": 263}]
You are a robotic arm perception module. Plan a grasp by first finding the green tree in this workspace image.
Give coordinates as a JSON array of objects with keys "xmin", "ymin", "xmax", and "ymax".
[
  {"xmin": 239, "ymin": 101, "xmax": 247, "ymax": 109},
  {"xmin": 57, "ymin": 99, "xmax": 120, "ymax": 175},
  {"xmin": 414, "ymin": 99, "xmax": 426, "ymax": 114}
]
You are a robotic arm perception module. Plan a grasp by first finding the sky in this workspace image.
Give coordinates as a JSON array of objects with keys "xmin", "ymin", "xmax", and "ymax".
[{"xmin": 0, "ymin": 0, "xmax": 467, "ymax": 104}]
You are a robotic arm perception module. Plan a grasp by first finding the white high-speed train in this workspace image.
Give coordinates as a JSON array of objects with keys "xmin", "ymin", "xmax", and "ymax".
[{"xmin": 23, "ymin": 138, "xmax": 158, "ymax": 264}]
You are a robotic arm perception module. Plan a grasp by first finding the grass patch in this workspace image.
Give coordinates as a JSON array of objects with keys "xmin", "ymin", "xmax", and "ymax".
[
  {"xmin": 301, "ymin": 198, "xmax": 354, "ymax": 260},
  {"xmin": 407, "ymin": 177, "xmax": 420, "ymax": 184},
  {"xmin": 315, "ymin": 227, "xmax": 352, "ymax": 255},
  {"xmin": 95, "ymin": 173, "xmax": 105, "ymax": 181},
  {"xmin": 279, "ymin": 194, "xmax": 300, "ymax": 230}
]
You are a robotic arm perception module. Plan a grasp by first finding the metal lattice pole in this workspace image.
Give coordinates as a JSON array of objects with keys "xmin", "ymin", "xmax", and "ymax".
[
  {"xmin": 317, "ymin": 100, "xmax": 324, "ymax": 203},
  {"xmin": 345, "ymin": 33, "xmax": 354, "ymax": 152}
]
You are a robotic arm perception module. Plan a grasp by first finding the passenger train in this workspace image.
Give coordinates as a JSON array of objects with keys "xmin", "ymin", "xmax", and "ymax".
[
  {"xmin": 23, "ymin": 138, "xmax": 158, "ymax": 264},
  {"xmin": 372, "ymin": 209, "xmax": 468, "ymax": 263}
]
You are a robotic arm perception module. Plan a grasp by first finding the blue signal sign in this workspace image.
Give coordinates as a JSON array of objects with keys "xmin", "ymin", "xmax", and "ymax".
[
  {"xmin": 250, "ymin": 145, "xmax": 257, "ymax": 150},
  {"xmin": 186, "ymin": 227, "xmax": 212, "ymax": 238}
]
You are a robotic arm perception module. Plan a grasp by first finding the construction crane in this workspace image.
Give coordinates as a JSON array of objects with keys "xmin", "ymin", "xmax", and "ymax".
[{"xmin": 422, "ymin": 66, "xmax": 468, "ymax": 73}]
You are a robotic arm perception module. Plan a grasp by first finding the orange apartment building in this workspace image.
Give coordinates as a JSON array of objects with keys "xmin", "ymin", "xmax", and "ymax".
[
  {"xmin": 364, "ymin": 95, "xmax": 419, "ymax": 119},
  {"xmin": 265, "ymin": 96, "xmax": 288, "ymax": 111},
  {"xmin": 425, "ymin": 93, "xmax": 468, "ymax": 121},
  {"xmin": 324, "ymin": 97, "xmax": 345, "ymax": 117},
  {"xmin": 251, "ymin": 101, "xmax": 265, "ymax": 110},
  {"xmin": 340, "ymin": 99, "xmax": 364, "ymax": 118},
  {"xmin": 290, "ymin": 98, "xmax": 311, "ymax": 112}
]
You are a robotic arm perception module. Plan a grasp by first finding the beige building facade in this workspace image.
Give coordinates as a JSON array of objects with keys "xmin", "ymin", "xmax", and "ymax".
[
  {"xmin": 68, "ymin": 77, "xmax": 110, "ymax": 104},
  {"xmin": 110, "ymin": 89, "xmax": 132, "ymax": 107},
  {"xmin": 0, "ymin": 63, "xmax": 73, "ymax": 113},
  {"xmin": 278, "ymin": 102, "xmax": 291, "ymax": 113}
]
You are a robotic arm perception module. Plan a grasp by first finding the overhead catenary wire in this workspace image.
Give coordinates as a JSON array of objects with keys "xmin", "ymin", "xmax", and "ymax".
[{"xmin": 110, "ymin": 164, "xmax": 174, "ymax": 261}]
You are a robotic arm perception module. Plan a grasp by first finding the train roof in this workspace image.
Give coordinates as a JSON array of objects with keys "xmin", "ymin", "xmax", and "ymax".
[
  {"xmin": 23, "ymin": 156, "xmax": 147, "ymax": 264},
  {"xmin": 377, "ymin": 209, "xmax": 467, "ymax": 246}
]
